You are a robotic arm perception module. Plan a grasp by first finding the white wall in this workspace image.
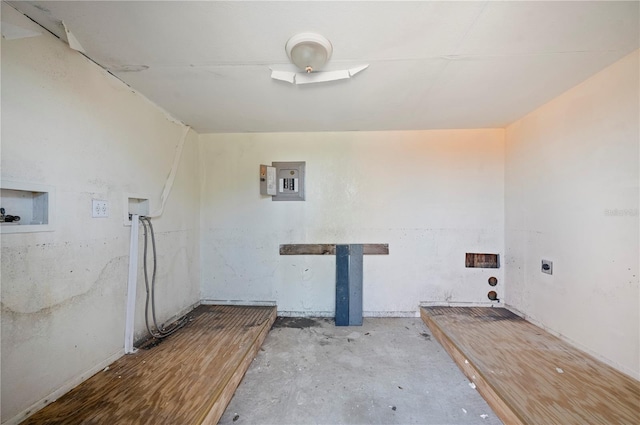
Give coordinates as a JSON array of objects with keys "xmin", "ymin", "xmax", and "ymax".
[
  {"xmin": 6, "ymin": 5, "xmax": 635, "ymax": 421},
  {"xmin": 505, "ymin": 50, "xmax": 639, "ymax": 378},
  {"xmin": 199, "ymin": 130, "xmax": 505, "ymax": 315},
  {"xmin": 1, "ymin": 14, "xmax": 201, "ymax": 423}
]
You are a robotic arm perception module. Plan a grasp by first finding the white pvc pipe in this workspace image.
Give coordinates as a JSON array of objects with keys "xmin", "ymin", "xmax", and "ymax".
[
  {"xmin": 124, "ymin": 214, "xmax": 139, "ymax": 354},
  {"xmin": 147, "ymin": 126, "xmax": 190, "ymax": 218}
]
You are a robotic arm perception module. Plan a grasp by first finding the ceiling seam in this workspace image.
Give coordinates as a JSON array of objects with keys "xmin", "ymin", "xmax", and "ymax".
[
  {"xmin": 407, "ymin": 1, "xmax": 491, "ymax": 111},
  {"xmin": 452, "ymin": 0, "xmax": 490, "ymax": 55},
  {"xmin": 3, "ymin": 2, "xmax": 193, "ymax": 129},
  {"xmin": 120, "ymin": 49, "xmax": 632, "ymax": 70}
]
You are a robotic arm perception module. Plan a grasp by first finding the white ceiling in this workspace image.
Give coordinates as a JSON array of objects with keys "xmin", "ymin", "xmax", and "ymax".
[{"xmin": 7, "ymin": 1, "xmax": 640, "ymax": 133}]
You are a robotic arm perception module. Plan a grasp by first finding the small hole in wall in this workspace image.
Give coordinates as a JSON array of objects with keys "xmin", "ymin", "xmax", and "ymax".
[
  {"xmin": 488, "ymin": 277, "xmax": 498, "ymax": 286},
  {"xmin": 488, "ymin": 291, "xmax": 498, "ymax": 301},
  {"xmin": 465, "ymin": 253, "xmax": 499, "ymax": 268},
  {"xmin": 128, "ymin": 197, "xmax": 149, "ymax": 219}
]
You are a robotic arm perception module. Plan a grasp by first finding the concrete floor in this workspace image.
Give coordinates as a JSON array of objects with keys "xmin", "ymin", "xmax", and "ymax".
[{"xmin": 220, "ymin": 317, "xmax": 503, "ymax": 425}]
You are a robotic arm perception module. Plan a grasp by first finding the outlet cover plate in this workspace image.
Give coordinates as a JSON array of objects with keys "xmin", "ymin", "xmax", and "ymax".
[
  {"xmin": 541, "ymin": 259, "xmax": 553, "ymax": 275},
  {"xmin": 92, "ymin": 199, "xmax": 108, "ymax": 218}
]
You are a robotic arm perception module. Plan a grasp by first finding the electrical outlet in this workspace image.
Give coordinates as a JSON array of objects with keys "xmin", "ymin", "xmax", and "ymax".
[
  {"xmin": 541, "ymin": 259, "xmax": 553, "ymax": 275},
  {"xmin": 92, "ymin": 199, "xmax": 109, "ymax": 218}
]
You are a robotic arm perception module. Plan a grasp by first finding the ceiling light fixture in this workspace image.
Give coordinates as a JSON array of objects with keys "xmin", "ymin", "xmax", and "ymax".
[
  {"xmin": 285, "ymin": 32, "xmax": 333, "ymax": 73},
  {"xmin": 272, "ymin": 32, "xmax": 367, "ymax": 85}
]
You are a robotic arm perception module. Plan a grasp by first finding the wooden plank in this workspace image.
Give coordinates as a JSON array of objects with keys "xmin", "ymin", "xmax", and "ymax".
[
  {"xmin": 200, "ymin": 307, "xmax": 276, "ymax": 424},
  {"xmin": 361, "ymin": 244, "xmax": 389, "ymax": 255},
  {"xmin": 22, "ymin": 305, "xmax": 276, "ymax": 425},
  {"xmin": 280, "ymin": 244, "xmax": 336, "ymax": 255},
  {"xmin": 421, "ymin": 307, "xmax": 640, "ymax": 425},
  {"xmin": 420, "ymin": 308, "xmax": 525, "ymax": 425},
  {"xmin": 279, "ymin": 243, "xmax": 389, "ymax": 255}
]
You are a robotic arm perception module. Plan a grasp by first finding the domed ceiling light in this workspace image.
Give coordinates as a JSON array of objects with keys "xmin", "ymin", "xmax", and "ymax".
[
  {"xmin": 270, "ymin": 32, "xmax": 368, "ymax": 85},
  {"xmin": 285, "ymin": 32, "xmax": 333, "ymax": 73}
]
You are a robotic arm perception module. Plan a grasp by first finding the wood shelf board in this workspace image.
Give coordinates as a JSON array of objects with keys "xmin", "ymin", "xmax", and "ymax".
[
  {"xmin": 421, "ymin": 306, "xmax": 640, "ymax": 425},
  {"xmin": 279, "ymin": 243, "xmax": 389, "ymax": 255}
]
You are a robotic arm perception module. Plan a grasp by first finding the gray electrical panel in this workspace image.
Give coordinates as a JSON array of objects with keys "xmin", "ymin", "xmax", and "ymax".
[{"xmin": 272, "ymin": 161, "xmax": 305, "ymax": 201}]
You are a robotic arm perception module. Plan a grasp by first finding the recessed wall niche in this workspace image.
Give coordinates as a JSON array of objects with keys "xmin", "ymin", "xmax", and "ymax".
[
  {"xmin": 465, "ymin": 253, "xmax": 499, "ymax": 268},
  {"xmin": 0, "ymin": 181, "xmax": 55, "ymax": 233}
]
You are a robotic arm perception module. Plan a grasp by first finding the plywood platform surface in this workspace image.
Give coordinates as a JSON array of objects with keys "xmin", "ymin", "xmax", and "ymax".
[
  {"xmin": 21, "ymin": 305, "xmax": 276, "ymax": 425},
  {"xmin": 421, "ymin": 306, "xmax": 640, "ymax": 425}
]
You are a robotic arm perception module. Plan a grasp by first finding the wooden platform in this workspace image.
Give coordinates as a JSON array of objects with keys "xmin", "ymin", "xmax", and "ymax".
[
  {"xmin": 21, "ymin": 305, "xmax": 276, "ymax": 425},
  {"xmin": 421, "ymin": 306, "xmax": 640, "ymax": 425}
]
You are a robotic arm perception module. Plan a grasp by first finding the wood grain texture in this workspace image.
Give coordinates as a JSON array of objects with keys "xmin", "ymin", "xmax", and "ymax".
[
  {"xmin": 465, "ymin": 253, "xmax": 499, "ymax": 268},
  {"xmin": 421, "ymin": 308, "xmax": 525, "ymax": 425},
  {"xmin": 200, "ymin": 306, "xmax": 275, "ymax": 425},
  {"xmin": 280, "ymin": 244, "xmax": 336, "ymax": 255},
  {"xmin": 421, "ymin": 307, "xmax": 640, "ymax": 425},
  {"xmin": 279, "ymin": 243, "xmax": 389, "ymax": 255},
  {"xmin": 21, "ymin": 305, "xmax": 276, "ymax": 425}
]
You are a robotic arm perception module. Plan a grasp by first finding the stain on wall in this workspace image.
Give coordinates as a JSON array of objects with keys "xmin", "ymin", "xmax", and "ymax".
[
  {"xmin": 1, "ymin": 19, "xmax": 201, "ymax": 423},
  {"xmin": 198, "ymin": 130, "xmax": 505, "ymax": 314}
]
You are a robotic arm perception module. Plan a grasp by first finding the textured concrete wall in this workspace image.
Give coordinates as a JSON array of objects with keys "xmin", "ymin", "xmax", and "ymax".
[
  {"xmin": 199, "ymin": 129, "xmax": 505, "ymax": 315},
  {"xmin": 1, "ymin": 15, "xmax": 201, "ymax": 423},
  {"xmin": 505, "ymin": 50, "xmax": 639, "ymax": 379}
]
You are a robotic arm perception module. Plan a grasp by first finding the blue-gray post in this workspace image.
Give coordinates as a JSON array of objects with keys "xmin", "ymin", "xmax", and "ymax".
[
  {"xmin": 335, "ymin": 244, "xmax": 350, "ymax": 326},
  {"xmin": 348, "ymin": 244, "xmax": 364, "ymax": 325}
]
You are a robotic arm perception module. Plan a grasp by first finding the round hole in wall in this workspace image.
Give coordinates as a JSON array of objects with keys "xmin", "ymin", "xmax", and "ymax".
[
  {"xmin": 487, "ymin": 291, "xmax": 498, "ymax": 301},
  {"xmin": 488, "ymin": 276, "xmax": 498, "ymax": 286}
]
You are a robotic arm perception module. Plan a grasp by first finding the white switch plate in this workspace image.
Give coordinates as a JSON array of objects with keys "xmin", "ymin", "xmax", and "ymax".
[{"xmin": 92, "ymin": 199, "xmax": 108, "ymax": 218}]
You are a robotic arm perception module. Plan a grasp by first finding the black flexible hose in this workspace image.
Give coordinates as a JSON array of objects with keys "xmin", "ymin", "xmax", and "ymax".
[
  {"xmin": 140, "ymin": 216, "xmax": 187, "ymax": 340},
  {"xmin": 140, "ymin": 218, "xmax": 160, "ymax": 338}
]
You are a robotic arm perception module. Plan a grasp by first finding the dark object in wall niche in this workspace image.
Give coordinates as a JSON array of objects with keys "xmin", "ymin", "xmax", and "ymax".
[
  {"xmin": 1, "ymin": 206, "xmax": 21, "ymax": 222},
  {"xmin": 465, "ymin": 253, "xmax": 499, "ymax": 268}
]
